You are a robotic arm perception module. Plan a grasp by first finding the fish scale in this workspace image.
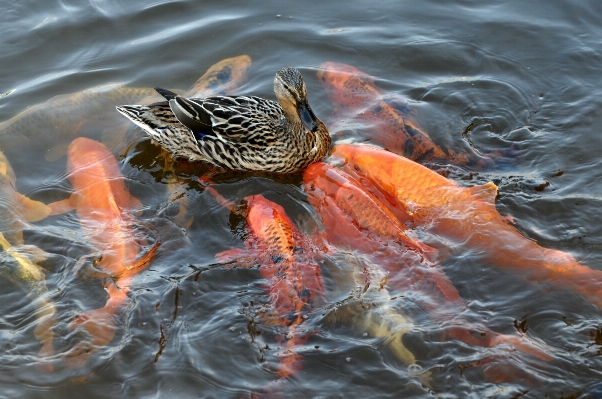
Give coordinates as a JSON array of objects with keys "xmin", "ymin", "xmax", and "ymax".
[
  {"xmin": 331, "ymin": 143, "xmax": 602, "ymax": 312},
  {"xmin": 209, "ymin": 191, "xmax": 324, "ymax": 382},
  {"xmin": 318, "ymin": 62, "xmax": 448, "ymax": 162},
  {"xmin": 303, "ymin": 160, "xmax": 553, "ymax": 382},
  {"xmin": 48, "ymin": 137, "xmax": 159, "ymax": 369}
]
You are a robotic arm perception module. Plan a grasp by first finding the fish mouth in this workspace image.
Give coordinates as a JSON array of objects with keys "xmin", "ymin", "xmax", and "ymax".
[
  {"xmin": 302, "ymin": 162, "xmax": 329, "ymax": 184},
  {"xmin": 297, "ymin": 102, "xmax": 319, "ymax": 132}
]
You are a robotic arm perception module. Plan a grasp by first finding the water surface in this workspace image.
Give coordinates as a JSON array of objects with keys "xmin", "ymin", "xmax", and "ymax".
[{"xmin": 1, "ymin": 0, "xmax": 602, "ymax": 398}]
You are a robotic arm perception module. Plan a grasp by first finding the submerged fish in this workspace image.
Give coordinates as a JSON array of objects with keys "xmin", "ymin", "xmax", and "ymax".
[
  {"xmin": 318, "ymin": 62, "xmax": 449, "ymax": 162},
  {"xmin": 0, "ymin": 55, "xmax": 252, "ymax": 161},
  {"xmin": 48, "ymin": 137, "xmax": 159, "ymax": 368},
  {"xmin": 304, "ymin": 162, "xmax": 455, "ymax": 305},
  {"xmin": 329, "ymin": 143, "xmax": 602, "ymax": 312},
  {"xmin": 185, "ymin": 55, "xmax": 252, "ymax": 98},
  {"xmin": 0, "ymin": 84, "xmax": 159, "ymax": 158},
  {"xmin": 0, "ymin": 149, "xmax": 56, "ymax": 362},
  {"xmin": 317, "ymin": 62, "xmax": 514, "ymax": 167},
  {"xmin": 303, "ymin": 162, "xmax": 551, "ymax": 377},
  {"xmin": 205, "ymin": 185, "xmax": 324, "ymax": 380}
]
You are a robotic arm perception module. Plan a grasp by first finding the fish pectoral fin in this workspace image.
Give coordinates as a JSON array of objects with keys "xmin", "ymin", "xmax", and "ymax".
[
  {"xmin": 45, "ymin": 142, "xmax": 69, "ymax": 162},
  {"xmin": 47, "ymin": 196, "xmax": 76, "ymax": 215},
  {"xmin": 215, "ymin": 248, "xmax": 259, "ymax": 267},
  {"xmin": 16, "ymin": 192, "xmax": 51, "ymax": 222},
  {"xmin": 12, "ymin": 244, "xmax": 50, "ymax": 264},
  {"xmin": 129, "ymin": 195, "xmax": 144, "ymax": 212},
  {"xmin": 468, "ymin": 182, "xmax": 498, "ymax": 204},
  {"xmin": 115, "ymin": 239, "xmax": 160, "ymax": 280},
  {"xmin": 74, "ymin": 253, "xmax": 112, "ymax": 282}
]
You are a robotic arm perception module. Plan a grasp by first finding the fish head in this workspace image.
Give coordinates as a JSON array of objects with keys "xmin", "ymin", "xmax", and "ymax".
[
  {"xmin": 303, "ymin": 162, "xmax": 336, "ymax": 213},
  {"xmin": 302, "ymin": 161, "xmax": 330, "ymax": 188},
  {"xmin": 317, "ymin": 62, "xmax": 373, "ymax": 90},
  {"xmin": 245, "ymin": 194, "xmax": 295, "ymax": 260},
  {"xmin": 329, "ymin": 144, "xmax": 399, "ymax": 199},
  {"xmin": 66, "ymin": 137, "xmax": 117, "ymax": 177},
  {"xmin": 65, "ymin": 137, "xmax": 138, "ymax": 214},
  {"xmin": 245, "ymin": 194, "xmax": 291, "ymax": 231},
  {"xmin": 303, "ymin": 161, "xmax": 352, "ymax": 202},
  {"xmin": 303, "ymin": 161, "xmax": 379, "ymax": 246},
  {"xmin": 317, "ymin": 62, "xmax": 376, "ymax": 107}
]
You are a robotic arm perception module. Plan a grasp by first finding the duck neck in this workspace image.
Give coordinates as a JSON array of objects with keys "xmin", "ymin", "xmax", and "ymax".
[
  {"xmin": 304, "ymin": 120, "xmax": 331, "ymax": 160},
  {"xmin": 281, "ymin": 103, "xmax": 330, "ymax": 159}
]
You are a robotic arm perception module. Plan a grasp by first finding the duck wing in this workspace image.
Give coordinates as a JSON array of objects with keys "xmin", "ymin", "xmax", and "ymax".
[{"xmin": 169, "ymin": 95, "xmax": 282, "ymax": 143}]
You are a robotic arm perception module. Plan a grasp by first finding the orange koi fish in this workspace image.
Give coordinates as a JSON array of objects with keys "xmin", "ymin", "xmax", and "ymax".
[
  {"xmin": 318, "ymin": 62, "xmax": 511, "ymax": 167},
  {"xmin": 330, "ymin": 143, "xmax": 602, "ymax": 311},
  {"xmin": 49, "ymin": 137, "xmax": 159, "ymax": 367},
  {"xmin": 303, "ymin": 162, "xmax": 551, "ymax": 367},
  {"xmin": 206, "ymin": 186, "xmax": 324, "ymax": 379},
  {"xmin": 304, "ymin": 162, "xmax": 455, "ymax": 304}
]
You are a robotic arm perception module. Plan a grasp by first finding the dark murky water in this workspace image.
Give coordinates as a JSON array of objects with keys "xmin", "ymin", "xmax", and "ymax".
[{"xmin": 1, "ymin": 0, "xmax": 602, "ymax": 398}]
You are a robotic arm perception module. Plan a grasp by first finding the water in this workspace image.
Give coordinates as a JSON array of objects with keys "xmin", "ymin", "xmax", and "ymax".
[{"xmin": 1, "ymin": 0, "xmax": 602, "ymax": 397}]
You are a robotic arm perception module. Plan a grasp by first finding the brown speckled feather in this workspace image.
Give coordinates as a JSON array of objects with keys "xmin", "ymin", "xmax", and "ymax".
[{"xmin": 117, "ymin": 67, "xmax": 331, "ymax": 173}]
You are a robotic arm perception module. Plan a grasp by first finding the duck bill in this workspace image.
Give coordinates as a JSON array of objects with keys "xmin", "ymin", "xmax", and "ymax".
[{"xmin": 297, "ymin": 102, "xmax": 319, "ymax": 132}]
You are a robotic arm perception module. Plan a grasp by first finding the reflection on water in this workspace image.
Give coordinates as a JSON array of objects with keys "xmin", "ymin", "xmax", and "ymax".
[{"xmin": 2, "ymin": 0, "xmax": 602, "ymax": 397}]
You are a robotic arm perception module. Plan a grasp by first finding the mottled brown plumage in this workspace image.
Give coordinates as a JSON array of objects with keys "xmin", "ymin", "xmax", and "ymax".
[{"xmin": 117, "ymin": 67, "xmax": 331, "ymax": 173}]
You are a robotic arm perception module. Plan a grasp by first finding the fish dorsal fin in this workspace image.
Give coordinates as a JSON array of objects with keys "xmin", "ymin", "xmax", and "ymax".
[
  {"xmin": 468, "ymin": 182, "xmax": 498, "ymax": 205},
  {"xmin": 16, "ymin": 193, "xmax": 51, "ymax": 222},
  {"xmin": 382, "ymin": 94, "xmax": 411, "ymax": 115},
  {"xmin": 47, "ymin": 196, "xmax": 76, "ymax": 215}
]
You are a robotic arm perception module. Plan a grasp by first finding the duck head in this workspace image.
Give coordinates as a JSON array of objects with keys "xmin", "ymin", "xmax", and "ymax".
[{"xmin": 274, "ymin": 67, "xmax": 320, "ymax": 132}]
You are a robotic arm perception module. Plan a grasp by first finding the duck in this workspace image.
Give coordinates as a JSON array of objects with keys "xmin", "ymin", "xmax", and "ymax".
[{"xmin": 116, "ymin": 67, "xmax": 331, "ymax": 173}]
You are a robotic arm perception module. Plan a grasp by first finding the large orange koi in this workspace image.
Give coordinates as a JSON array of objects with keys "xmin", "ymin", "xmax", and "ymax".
[
  {"xmin": 329, "ymin": 143, "xmax": 602, "ymax": 311},
  {"xmin": 205, "ymin": 186, "xmax": 324, "ymax": 379},
  {"xmin": 318, "ymin": 62, "xmax": 512, "ymax": 167},
  {"xmin": 49, "ymin": 137, "xmax": 159, "ymax": 367},
  {"xmin": 303, "ymin": 162, "xmax": 551, "ymax": 368},
  {"xmin": 304, "ymin": 162, "xmax": 456, "ymax": 304}
]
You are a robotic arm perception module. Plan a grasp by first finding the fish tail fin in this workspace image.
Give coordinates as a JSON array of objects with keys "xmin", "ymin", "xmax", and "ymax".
[
  {"xmin": 17, "ymin": 193, "xmax": 51, "ymax": 222},
  {"xmin": 199, "ymin": 177, "xmax": 239, "ymax": 213},
  {"xmin": 115, "ymin": 237, "xmax": 160, "ymax": 281}
]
